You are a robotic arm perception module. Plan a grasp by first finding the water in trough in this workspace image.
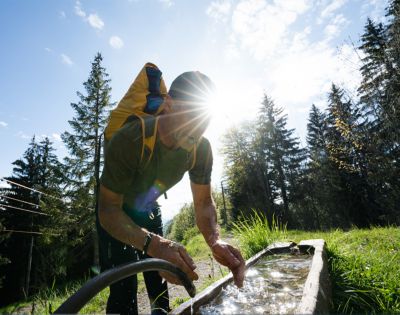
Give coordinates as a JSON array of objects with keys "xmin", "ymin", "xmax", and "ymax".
[{"xmin": 198, "ymin": 254, "xmax": 312, "ymax": 314}]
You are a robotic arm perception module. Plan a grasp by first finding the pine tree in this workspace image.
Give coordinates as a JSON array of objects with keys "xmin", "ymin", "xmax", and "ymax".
[
  {"xmin": 356, "ymin": 2, "xmax": 400, "ymax": 224},
  {"xmin": 257, "ymin": 95, "xmax": 306, "ymax": 225},
  {"xmin": 221, "ymin": 122, "xmax": 262, "ymax": 219},
  {"xmin": 386, "ymin": 0, "xmax": 400, "ymax": 141},
  {"xmin": 0, "ymin": 137, "xmax": 65, "ymax": 304},
  {"xmin": 307, "ymin": 104, "xmax": 328, "ymax": 163},
  {"xmin": 358, "ymin": 18, "xmax": 388, "ymax": 120},
  {"xmin": 61, "ymin": 52, "xmax": 113, "ymax": 269},
  {"xmin": 34, "ymin": 138, "xmax": 71, "ymax": 288},
  {"xmin": 326, "ymin": 84, "xmax": 384, "ymax": 227},
  {"xmin": 0, "ymin": 220, "xmax": 10, "ymax": 289},
  {"xmin": 304, "ymin": 104, "xmax": 331, "ymax": 229}
]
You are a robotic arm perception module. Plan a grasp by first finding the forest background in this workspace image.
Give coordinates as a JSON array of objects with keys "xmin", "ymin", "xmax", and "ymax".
[{"xmin": 0, "ymin": 0, "xmax": 399, "ymax": 310}]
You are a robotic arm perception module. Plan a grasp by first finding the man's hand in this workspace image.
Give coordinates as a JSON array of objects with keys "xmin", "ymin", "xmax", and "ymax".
[
  {"xmin": 147, "ymin": 235, "xmax": 199, "ymax": 285},
  {"xmin": 211, "ymin": 240, "xmax": 245, "ymax": 287}
]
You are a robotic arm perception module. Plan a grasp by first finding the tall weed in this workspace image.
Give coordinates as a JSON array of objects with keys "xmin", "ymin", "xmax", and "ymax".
[{"xmin": 232, "ymin": 210, "xmax": 287, "ymax": 259}]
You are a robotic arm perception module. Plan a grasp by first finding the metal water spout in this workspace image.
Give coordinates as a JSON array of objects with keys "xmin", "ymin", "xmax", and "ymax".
[{"xmin": 53, "ymin": 258, "xmax": 196, "ymax": 314}]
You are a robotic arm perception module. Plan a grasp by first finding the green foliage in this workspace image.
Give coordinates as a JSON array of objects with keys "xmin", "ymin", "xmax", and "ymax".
[
  {"xmin": 32, "ymin": 279, "xmax": 108, "ymax": 315},
  {"xmin": 61, "ymin": 52, "xmax": 114, "ymax": 273},
  {"xmin": 167, "ymin": 203, "xmax": 195, "ymax": 242},
  {"xmin": 0, "ymin": 220, "xmax": 10, "ymax": 289},
  {"xmin": 0, "ymin": 137, "xmax": 67, "ymax": 302},
  {"xmin": 184, "ymin": 231, "xmax": 211, "ymax": 260},
  {"xmin": 171, "ymin": 297, "xmax": 189, "ymax": 308},
  {"xmin": 232, "ymin": 210, "xmax": 287, "ymax": 259},
  {"xmin": 286, "ymin": 227, "xmax": 400, "ymax": 314},
  {"xmin": 181, "ymin": 226, "xmax": 201, "ymax": 245},
  {"xmin": 221, "ymin": 96, "xmax": 306, "ymax": 227},
  {"xmin": 0, "ymin": 53, "xmax": 116, "ymax": 305},
  {"xmin": 220, "ymin": 0, "xmax": 400, "ymax": 230},
  {"xmin": 212, "ymin": 188, "xmax": 232, "ymax": 229}
]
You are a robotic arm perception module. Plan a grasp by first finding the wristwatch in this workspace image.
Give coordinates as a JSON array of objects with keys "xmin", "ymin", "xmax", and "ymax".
[{"xmin": 142, "ymin": 232, "xmax": 153, "ymax": 255}]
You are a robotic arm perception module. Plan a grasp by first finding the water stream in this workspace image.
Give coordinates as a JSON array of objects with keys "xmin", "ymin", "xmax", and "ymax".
[{"xmin": 198, "ymin": 254, "xmax": 312, "ymax": 314}]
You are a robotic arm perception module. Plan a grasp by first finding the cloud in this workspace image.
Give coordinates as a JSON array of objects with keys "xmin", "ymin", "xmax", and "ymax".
[
  {"xmin": 16, "ymin": 131, "xmax": 30, "ymax": 140},
  {"xmin": 268, "ymin": 42, "xmax": 361, "ymax": 106},
  {"xmin": 207, "ymin": 0, "xmax": 232, "ymax": 23},
  {"xmin": 45, "ymin": 47, "xmax": 53, "ymax": 53},
  {"xmin": 159, "ymin": 0, "xmax": 174, "ymax": 7},
  {"xmin": 75, "ymin": 1, "xmax": 86, "ymax": 18},
  {"xmin": 59, "ymin": 11, "xmax": 66, "ymax": 19},
  {"xmin": 74, "ymin": 1, "xmax": 104, "ymax": 30},
  {"xmin": 109, "ymin": 36, "xmax": 124, "ymax": 49},
  {"xmin": 206, "ymin": 0, "xmax": 361, "ymax": 109},
  {"xmin": 324, "ymin": 14, "xmax": 349, "ymax": 41},
  {"xmin": 0, "ymin": 121, "xmax": 7, "ymax": 127},
  {"xmin": 228, "ymin": 0, "xmax": 312, "ymax": 60},
  {"xmin": 87, "ymin": 14, "xmax": 104, "ymax": 30},
  {"xmin": 318, "ymin": 0, "xmax": 348, "ymax": 23},
  {"xmin": 361, "ymin": 0, "xmax": 388, "ymax": 23},
  {"xmin": 61, "ymin": 54, "xmax": 74, "ymax": 66},
  {"xmin": 51, "ymin": 133, "xmax": 62, "ymax": 142}
]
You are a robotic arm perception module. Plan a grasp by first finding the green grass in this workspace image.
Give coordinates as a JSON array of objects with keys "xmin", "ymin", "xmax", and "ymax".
[
  {"xmin": 182, "ymin": 227, "xmax": 233, "ymax": 260},
  {"xmin": 3, "ymin": 221, "xmax": 398, "ymax": 314},
  {"xmin": 232, "ymin": 211, "xmax": 287, "ymax": 259},
  {"xmin": 184, "ymin": 232, "xmax": 212, "ymax": 260},
  {"xmin": 232, "ymin": 213, "xmax": 400, "ymax": 314},
  {"xmin": 0, "ymin": 228, "xmax": 220, "ymax": 314},
  {"xmin": 286, "ymin": 227, "xmax": 400, "ymax": 314},
  {"xmin": 0, "ymin": 300, "xmax": 31, "ymax": 314},
  {"xmin": 0, "ymin": 272, "xmax": 148, "ymax": 314}
]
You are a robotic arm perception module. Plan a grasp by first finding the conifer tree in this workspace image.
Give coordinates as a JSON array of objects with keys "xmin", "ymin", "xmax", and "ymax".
[
  {"xmin": 61, "ymin": 53, "xmax": 113, "ymax": 268},
  {"xmin": 257, "ymin": 95, "xmax": 305, "ymax": 225},
  {"xmin": 0, "ymin": 137, "xmax": 65, "ymax": 304},
  {"xmin": 221, "ymin": 122, "xmax": 261, "ymax": 219},
  {"xmin": 358, "ymin": 18, "xmax": 388, "ymax": 119},
  {"xmin": 307, "ymin": 104, "xmax": 328, "ymax": 163},
  {"xmin": 385, "ymin": 0, "xmax": 400, "ymax": 151},
  {"xmin": 358, "ymin": 3, "xmax": 400, "ymax": 224},
  {"xmin": 326, "ymin": 84, "xmax": 383, "ymax": 226},
  {"xmin": 0, "ymin": 219, "xmax": 9, "ymax": 290},
  {"xmin": 304, "ymin": 104, "xmax": 331, "ymax": 229}
]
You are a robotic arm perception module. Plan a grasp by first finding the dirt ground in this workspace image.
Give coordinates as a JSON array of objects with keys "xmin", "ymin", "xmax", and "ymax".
[{"xmin": 137, "ymin": 258, "xmax": 229, "ymax": 314}]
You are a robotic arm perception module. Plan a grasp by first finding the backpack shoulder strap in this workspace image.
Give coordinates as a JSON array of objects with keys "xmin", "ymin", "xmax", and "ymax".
[
  {"xmin": 135, "ymin": 114, "xmax": 159, "ymax": 168},
  {"xmin": 120, "ymin": 113, "xmax": 158, "ymax": 170}
]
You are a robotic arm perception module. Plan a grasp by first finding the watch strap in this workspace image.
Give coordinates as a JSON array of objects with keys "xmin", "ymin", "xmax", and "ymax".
[{"xmin": 142, "ymin": 232, "xmax": 153, "ymax": 255}]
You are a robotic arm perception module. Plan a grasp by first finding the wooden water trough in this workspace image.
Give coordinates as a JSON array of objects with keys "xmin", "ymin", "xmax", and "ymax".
[{"xmin": 171, "ymin": 239, "xmax": 331, "ymax": 315}]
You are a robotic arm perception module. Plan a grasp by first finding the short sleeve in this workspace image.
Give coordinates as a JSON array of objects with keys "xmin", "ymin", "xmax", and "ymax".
[
  {"xmin": 100, "ymin": 123, "xmax": 142, "ymax": 194},
  {"xmin": 189, "ymin": 137, "xmax": 213, "ymax": 185}
]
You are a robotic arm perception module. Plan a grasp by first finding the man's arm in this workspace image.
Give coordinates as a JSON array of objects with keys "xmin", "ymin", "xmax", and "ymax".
[
  {"xmin": 191, "ymin": 182, "xmax": 245, "ymax": 287},
  {"xmin": 98, "ymin": 184, "xmax": 198, "ymax": 284}
]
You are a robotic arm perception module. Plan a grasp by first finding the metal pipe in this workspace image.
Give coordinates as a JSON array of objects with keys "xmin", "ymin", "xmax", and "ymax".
[{"xmin": 54, "ymin": 258, "xmax": 196, "ymax": 314}]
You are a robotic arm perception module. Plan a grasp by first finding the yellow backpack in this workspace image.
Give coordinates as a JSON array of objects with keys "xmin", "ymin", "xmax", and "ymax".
[{"xmin": 104, "ymin": 63, "xmax": 197, "ymax": 169}]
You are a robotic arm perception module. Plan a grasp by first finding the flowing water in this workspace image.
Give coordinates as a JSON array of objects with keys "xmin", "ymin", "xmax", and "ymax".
[{"xmin": 198, "ymin": 254, "xmax": 312, "ymax": 314}]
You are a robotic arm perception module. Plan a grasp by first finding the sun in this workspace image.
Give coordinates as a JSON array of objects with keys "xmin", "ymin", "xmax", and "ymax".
[{"xmin": 203, "ymin": 81, "xmax": 244, "ymax": 139}]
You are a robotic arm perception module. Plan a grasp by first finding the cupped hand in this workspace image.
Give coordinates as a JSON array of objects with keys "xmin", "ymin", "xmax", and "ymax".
[
  {"xmin": 147, "ymin": 235, "xmax": 199, "ymax": 285},
  {"xmin": 211, "ymin": 240, "xmax": 245, "ymax": 287}
]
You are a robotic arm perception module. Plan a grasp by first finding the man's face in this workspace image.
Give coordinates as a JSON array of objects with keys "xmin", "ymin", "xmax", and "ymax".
[{"xmin": 169, "ymin": 99, "xmax": 210, "ymax": 150}]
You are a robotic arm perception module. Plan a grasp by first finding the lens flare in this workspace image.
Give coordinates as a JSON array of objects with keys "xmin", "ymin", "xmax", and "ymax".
[{"xmin": 132, "ymin": 179, "xmax": 167, "ymax": 216}]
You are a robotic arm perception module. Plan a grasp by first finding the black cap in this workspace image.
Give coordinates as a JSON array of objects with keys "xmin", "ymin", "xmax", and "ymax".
[{"xmin": 169, "ymin": 71, "xmax": 216, "ymax": 104}]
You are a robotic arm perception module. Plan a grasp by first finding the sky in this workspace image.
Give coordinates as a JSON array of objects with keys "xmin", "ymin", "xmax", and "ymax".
[{"xmin": 0, "ymin": 0, "xmax": 389, "ymax": 222}]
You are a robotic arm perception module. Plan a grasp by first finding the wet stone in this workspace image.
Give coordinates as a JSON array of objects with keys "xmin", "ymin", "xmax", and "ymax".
[{"xmin": 198, "ymin": 254, "xmax": 312, "ymax": 315}]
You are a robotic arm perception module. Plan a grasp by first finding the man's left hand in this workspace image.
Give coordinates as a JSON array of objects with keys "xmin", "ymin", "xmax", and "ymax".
[{"xmin": 210, "ymin": 240, "xmax": 245, "ymax": 287}]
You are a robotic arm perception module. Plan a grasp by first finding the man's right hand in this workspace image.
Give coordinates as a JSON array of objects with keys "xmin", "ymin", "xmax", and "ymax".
[{"xmin": 147, "ymin": 235, "xmax": 199, "ymax": 285}]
